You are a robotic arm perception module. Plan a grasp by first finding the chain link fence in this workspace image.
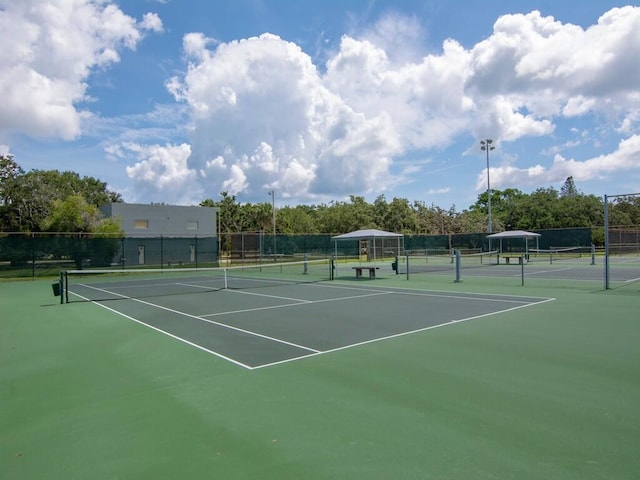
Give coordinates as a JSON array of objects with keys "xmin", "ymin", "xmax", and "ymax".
[
  {"xmin": 1, "ymin": 228, "xmax": 595, "ymax": 278},
  {"xmin": 0, "ymin": 233, "xmax": 218, "ymax": 278}
]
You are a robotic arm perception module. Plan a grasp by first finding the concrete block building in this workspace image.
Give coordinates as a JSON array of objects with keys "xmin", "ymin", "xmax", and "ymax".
[{"xmin": 100, "ymin": 203, "xmax": 219, "ymax": 267}]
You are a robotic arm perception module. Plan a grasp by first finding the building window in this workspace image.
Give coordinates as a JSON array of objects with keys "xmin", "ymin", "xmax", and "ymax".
[
  {"xmin": 187, "ymin": 221, "xmax": 199, "ymax": 230},
  {"xmin": 134, "ymin": 219, "xmax": 149, "ymax": 229}
]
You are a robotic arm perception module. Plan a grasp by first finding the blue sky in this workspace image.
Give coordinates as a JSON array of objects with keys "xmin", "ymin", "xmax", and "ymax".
[{"xmin": 1, "ymin": 0, "xmax": 639, "ymax": 210}]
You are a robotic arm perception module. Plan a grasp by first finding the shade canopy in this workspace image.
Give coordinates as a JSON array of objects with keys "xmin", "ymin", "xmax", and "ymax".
[
  {"xmin": 487, "ymin": 230, "xmax": 541, "ymax": 254},
  {"xmin": 332, "ymin": 229, "xmax": 404, "ymax": 263},
  {"xmin": 487, "ymin": 230, "xmax": 541, "ymax": 239},
  {"xmin": 331, "ymin": 229, "xmax": 404, "ymax": 241}
]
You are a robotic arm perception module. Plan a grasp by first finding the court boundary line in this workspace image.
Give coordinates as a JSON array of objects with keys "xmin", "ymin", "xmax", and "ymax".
[
  {"xmin": 75, "ymin": 284, "xmax": 323, "ymax": 357},
  {"xmin": 70, "ymin": 290, "xmax": 255, "ymax": 369},
  {"xmin": 201, "ymin": 290, "xmax": 395, "ymax": 318},
  {"xmin": 71, "ymin": 281, "xmax": 556, "ymax": 369},
  {"xmin": 325, "ymin": 280, "xmax": 556, "ymax": 301},
  {"xmin": 252, "ymin": 296, "xmax": 556, "ymax": 369}
]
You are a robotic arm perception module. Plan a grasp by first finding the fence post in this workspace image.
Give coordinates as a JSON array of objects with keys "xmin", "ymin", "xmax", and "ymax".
[{"xmin": 454, "ymin": 250, "xmax": 461, "ymax": 282}]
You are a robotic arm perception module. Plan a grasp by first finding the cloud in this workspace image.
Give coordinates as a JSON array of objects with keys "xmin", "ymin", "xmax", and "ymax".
[
  {"xmin": 0, "ymin": 0, "xmax": 162, "ymax": 140},
  {"xmin": 137, "ymin": 8, "xmax": 640, "ymax": 203},
  {"xmin": 324, "ymin": 35, "xmax": 474, "ymax": 149},
  {"xmin": 426, "ymin": 187, "xmax": 451, "ymax": 195},
  {"xmin": 467, "ymin": 7, "xmax": 640, "ymax": 138},
  {"xmin": 120, "ymin": 142, "xmax": 198, "ymax": 204},
  {"xmin": 357, "ymin": 11, "xmax": 427, "ymax": 65},
  {"xmin": 140, "ymin": 12, "xmax": 163, "ymax": 33},
  {"xmin": 4, "ymin": 3, "xmax": 640, "ymax": 205},
  {"xmin": 164, "ymin": 32, "xmax": 402, "ymax": 202},
  {"xmin": 480, "ymin": 135, "xmax": 640, "ymax": 190}
]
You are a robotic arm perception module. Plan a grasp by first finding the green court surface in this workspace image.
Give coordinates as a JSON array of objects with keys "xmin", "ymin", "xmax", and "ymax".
[{"xmin": 2, "ymin": 266, "xmax": 640, "ymax": 479}]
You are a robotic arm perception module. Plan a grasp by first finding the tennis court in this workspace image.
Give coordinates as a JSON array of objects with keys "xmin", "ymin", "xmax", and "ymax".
[
  {"xmin": 63, "ymin": 262, "xmax": 552, "ymax": 369},
  {"xmin": 3, "ymin": 255, "xmax": 640, "ymax": 480},
  {"xmin": 394, "ymin": 249, "xmax": 640, "ymax": 288}
]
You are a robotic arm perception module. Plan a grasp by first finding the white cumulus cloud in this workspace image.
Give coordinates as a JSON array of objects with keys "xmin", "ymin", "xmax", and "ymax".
[
  {"xmin": 122, "ymin": 143, "xmax": 198, "ymax": 204},
  {"xmin": 480, "ymin": 135, "xmax": 640, "ymax": 191},
  {"xmin": 158, "ymin": 7, "xmax": 640, "ymax": 203},
  {"xmin": 0, "ymin": 0, "xmax": 162, "ymax": 140},
  {"xmin": 163, "ymin": 32, "xmax": 402, "ymax": 202}
]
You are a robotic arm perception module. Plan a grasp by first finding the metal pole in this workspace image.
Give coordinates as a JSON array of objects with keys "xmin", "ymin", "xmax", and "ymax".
[
  {"xmin": 604, "ymin": 194, "xmax": 609, "ymax": 289},
  {"xmin": 217, "ymin": 207, "xmax": 221, "ymax": 266},
  {"xmin": 486, "ymin": 146, "xmax": 492, "ymax": 234},
  {"xmin": 269, "ymin": 190, "xmax": 276, "ymax": 259},
  {"xmin": 480, "ymin": 139, "xmax": 495, "ymax": 254},
  {"xmin": 406, "ymin": 253, "xmax": 409, "ymax": 280},
  {"xmin": 59, "ymin": 271, "xmax": 64, "ymax": 304}
]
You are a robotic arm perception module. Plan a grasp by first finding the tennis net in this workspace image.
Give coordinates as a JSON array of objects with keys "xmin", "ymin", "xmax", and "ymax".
[
  {"xmin": 63, "ymin": 258, "xmax": 333, "ymax": 303},
  {"xmin": 397, "ymin": 251, "xmax": 499, "ymax": 276},
  {"xmin": 528, "ymin": 246, "xmax": 591, "ymax": 263}
]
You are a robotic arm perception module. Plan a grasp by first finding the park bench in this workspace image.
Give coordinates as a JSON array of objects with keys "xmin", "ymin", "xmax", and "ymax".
[
  {"xmin": 500, "ymin": 255, "xmax": 523, "ymax": 265},
  {"xmin": 353, "ymin": 266, "xmax": 379, "ymax": 278}
]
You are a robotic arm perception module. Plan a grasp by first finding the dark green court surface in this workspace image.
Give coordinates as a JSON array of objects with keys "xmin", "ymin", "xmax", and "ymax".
[
  {"xmin": 68, "ymin": 279, "xmax": 552, "ymax": 368},
  {"xmin": 2, "ymin": 269, "xmax": 639, "ymax": 479}
]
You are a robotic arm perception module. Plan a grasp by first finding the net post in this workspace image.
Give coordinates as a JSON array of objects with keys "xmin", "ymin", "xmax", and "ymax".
[
  {"xmin": 64, "ymin": 271, "xmax": 69, "ymax": 304},
  {"xmin": 59, "ymin": 271, "xmax": 64, "ymax": 304},
  {"xmin": 405, "ymin": 254, "xmax": 409, "ymax": 280},
  {"xmin": 604, "ymin": 194, "xmax": 610, "ymax": 289},
  {"xmin": 224, "ymin": 268, "xmax": 228, "ymax": 290},
  {"xmin": 591, "ymin": 243, "xmax": 596, "ymax": 265},
  {"xmin": 454, "ymin": 250, "xmax": 461, "ymax": 282}
]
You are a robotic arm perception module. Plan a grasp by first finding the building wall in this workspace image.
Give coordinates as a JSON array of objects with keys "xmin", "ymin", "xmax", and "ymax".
[
  {"xmin": 100, "ymin": 203, "xmax": 218, "ymax": 237},
  {"xmin": 99, "ymin": 203, "xmax": 219, "ymax": 266}
]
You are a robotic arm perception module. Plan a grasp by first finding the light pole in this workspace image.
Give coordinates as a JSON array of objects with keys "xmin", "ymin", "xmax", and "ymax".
[
  {"xmin": 480, "ymin": 139, "xmax": 495, "ymax": 234},
  {"xmin": 268, "ymin": 190, "xmax": 276, "ymax": 258}
]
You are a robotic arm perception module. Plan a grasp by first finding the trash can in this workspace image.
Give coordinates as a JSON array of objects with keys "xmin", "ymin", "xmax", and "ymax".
[{"xmin": 52, "ymin": 282, "xmax": 61, "ymax": 297}]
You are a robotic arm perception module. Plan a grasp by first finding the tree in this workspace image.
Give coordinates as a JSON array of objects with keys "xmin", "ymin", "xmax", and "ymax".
[
  {"xmin": 0, "ymin": 155, "xmax": 25, "ymax": 230},
  {"xmin": 560, "ymin": 176, "xmax": 580, "ymax": 197},
  {"xmin": 384, "ymin": 197, "xmax": 418, "ymax": 233},
  {"xmin": 201, "ymin": 192, "xmax": 247, "ymax": 253},
  {"xmin": 277, "ymin": 205, "xmax": 318, "ymax": 234},
  {"xmin": 556, "ymin": 194, "xmax": 603, "ymax": 228},
  {"xmin": 610, "ymin": 195, "xmax": 640, "ymax": 226},
  {"xmin": 0, "ymin": 155, "xmax": 24, "ymax": 204},
  {"xmin": 7, "ymin": 171, "xmax": 58, "ymax": 231},
  {"xmin": 42, "ymin": 195, "xmax": 101, "ymax": 232},
  {"xmin": 39, "ymin": 194, "xmax": 124, "ymax": 268},
  {"xmin": 0, "ymin": 158, "xmax": 123, "ymax": 232}
]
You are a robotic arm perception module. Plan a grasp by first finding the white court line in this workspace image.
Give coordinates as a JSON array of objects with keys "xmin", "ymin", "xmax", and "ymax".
[
  {"xmin": 71, "ymin": 281, "xmax": 555, "ymax": 370},
  {"xmin": 76, "ymin": 284, "xmax": 322, "ymax": 357},
  {"xmin": 176, "ymin": 282, "xmax": 222, "ymax": 291},
  {"xmin": 524, "ymin": 267, "xmax": 576, "ymax": 276},
  {"xmin": 221, "ymin": 288, "xmax": 312, "ymax": 303},
  {"xmin": 253, "ymin": 296, "xmax": 556, "ymax": 369},
  {"xmin": 324, "ymin": 279, "xmax": 554, "ymax": 301},
  {"xmin": 201, "ymin": 290, "xmax": 394, "ymax": 318},
  {"xmin": 68, "ymin": 291, "xmax": 253, "ymax": 369},
  {"xmin": 391, "ymin": 290, "xmax": 532, "ymax": 304}
]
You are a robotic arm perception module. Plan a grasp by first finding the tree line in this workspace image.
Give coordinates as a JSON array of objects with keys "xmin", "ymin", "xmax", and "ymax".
[
  {"xmin": 0, "ymin": 155, "xmax": 122, "ymax": 234},
  {"xmin": 2, "ymin": 155, "xmax": 640, "ymax": 242},
  {"xmin": 202, "ymin": 177, "xmax": 640, "ymax": 245}
]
